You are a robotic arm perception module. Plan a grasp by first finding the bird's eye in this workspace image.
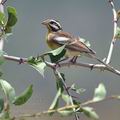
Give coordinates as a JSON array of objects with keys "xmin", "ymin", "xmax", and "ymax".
[{"xmin": 50, "ymin": 21, "xmax": 55, "ymax": 24}]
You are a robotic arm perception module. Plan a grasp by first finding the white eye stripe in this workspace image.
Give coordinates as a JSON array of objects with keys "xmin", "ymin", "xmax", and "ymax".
[
  {"xmin": 50, "ymin": 24, "xmax": 59, "ymax": 30},
  {"xmin": 55, "ymin": 21, "xmax": 61, "ymax": 28},
  {"xmin": 51, "ymin": 20, "xmax": 61, "ymax": 27}
]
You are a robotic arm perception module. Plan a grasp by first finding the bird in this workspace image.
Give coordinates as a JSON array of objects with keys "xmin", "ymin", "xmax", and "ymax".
[{"xmin": 41, "ymin": 19, "xmax": 110, "ymax": 67}]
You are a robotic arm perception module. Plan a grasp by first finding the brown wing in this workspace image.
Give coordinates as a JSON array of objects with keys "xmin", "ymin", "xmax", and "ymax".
[{"xmin": 49, "ymin": 31, "xmax": 95, "ymax": 54}]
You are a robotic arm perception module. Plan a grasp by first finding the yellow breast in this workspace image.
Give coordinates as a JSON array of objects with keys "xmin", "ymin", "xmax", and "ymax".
[{"xmin": 46, "ymin": 33, "xmax": 60, "ymax": 50}]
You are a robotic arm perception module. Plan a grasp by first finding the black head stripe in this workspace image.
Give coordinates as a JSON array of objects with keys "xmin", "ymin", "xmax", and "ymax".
[{"xmin": 49, "ymin": 20, "xmax": 62, "ymax": 32}]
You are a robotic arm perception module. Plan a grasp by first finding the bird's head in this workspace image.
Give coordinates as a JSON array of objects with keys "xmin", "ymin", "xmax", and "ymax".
[{"xmin": 42, "ymin": 19, "xmax": 62, "ymax": 32}]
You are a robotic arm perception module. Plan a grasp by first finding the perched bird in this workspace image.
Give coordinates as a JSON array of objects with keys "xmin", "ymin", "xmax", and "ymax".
[{"xmin": 42, "ymin": 19, "xmax": 109, "ymax": 66}]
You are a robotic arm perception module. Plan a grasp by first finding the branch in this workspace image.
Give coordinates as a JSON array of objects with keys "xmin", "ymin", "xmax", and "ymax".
[
  {"xmin": 13, "ymin": 95, "xmax": 119, "ymax": 119},
  {"xmin": 54, "ymin": 69, "xmax": 80, "ymax": 120},
  {"xmin": 0, "ymin": 0, "xmax": 4, "ymax": 51},
  {"xmin": 3, "ymin": 54, "xmax": 28, "ymax": 63},
  {"xmin": 56, "ymin": 61, "xmax": 120, "ymax": 76},
  {"xmin": 3, "ymin": 54, "xmax": 120, "ymax": 76},
  {"xmin": 106, "ymin": 0, "xmax": 117, "ymax": 64}
]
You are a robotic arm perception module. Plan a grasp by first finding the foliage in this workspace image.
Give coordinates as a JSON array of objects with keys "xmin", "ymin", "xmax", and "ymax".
[{"xmin": 0, "ymin": 1, "xmax": 119, "ymax": 120}]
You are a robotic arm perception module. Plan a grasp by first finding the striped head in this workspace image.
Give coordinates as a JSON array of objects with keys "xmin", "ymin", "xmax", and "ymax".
[{"xmin": 42, "ymin": 19, "xmax": 62, "ymax": 32}]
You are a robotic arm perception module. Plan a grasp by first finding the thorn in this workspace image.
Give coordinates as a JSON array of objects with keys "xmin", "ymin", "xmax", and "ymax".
[
  {"xmin": 19, "ymin": 58, "xmax": 24, "ymax": 64},
  {"xmin": 90, "ymin": 65, "xmax": 94, "ymax": 70}
]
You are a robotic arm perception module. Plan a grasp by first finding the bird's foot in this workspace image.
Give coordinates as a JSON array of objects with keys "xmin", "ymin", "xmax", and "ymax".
[{"xmin": 69, "ymin": 56, "xmax": 78, "ymax": 64}]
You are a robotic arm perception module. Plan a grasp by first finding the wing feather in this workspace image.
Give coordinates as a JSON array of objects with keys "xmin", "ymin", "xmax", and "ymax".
[{"xmin": 49, "ymin": 31, "xmax": 95, "ymax": 54}]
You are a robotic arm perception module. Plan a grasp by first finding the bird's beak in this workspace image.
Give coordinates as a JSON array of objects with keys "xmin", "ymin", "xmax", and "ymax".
[{"xmin": 41, "ymin": 20, "xmax": 48, "ymax": 25}]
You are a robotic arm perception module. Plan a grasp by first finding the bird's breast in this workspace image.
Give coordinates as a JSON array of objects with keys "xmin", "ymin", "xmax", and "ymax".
[{"xmin": 46, "ymin": 33, "xmax": 60, "ymax": 49}]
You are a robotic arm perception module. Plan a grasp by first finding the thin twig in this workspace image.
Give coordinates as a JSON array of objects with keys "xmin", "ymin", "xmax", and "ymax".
[
  {"xmin": 3, "ymin": 54, "xmax": 28, "ymax": 63},
  {"xmin": 56, "ymin": 61, "xmax": 120, "ymax": 76},
  {"xmin": 53, "ymin": 69, "xmax": 80, "ymax": 120},
  {"xmin": 106, "ymin": 0, "xmax": 117, "ymax": 64},
  {"xmin": 14, "ymin": 95, "xmax": 119, "ymax": 119},
  {"xmin": 0, "ymin": 1, "xmax": 4, "ymax": 51}
]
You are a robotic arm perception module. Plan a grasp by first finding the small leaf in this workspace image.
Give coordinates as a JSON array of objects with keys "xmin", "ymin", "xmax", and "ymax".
[
  {"xmin": 0, "ymin": 79, "xmax": 16, "ymax": 103},
  {"xmin": 6, "ymin": 6, "xmax": 17, "ymax": 27},
  {"xmin": 55, "ymin": 72, "xmax": 65, "ymax": 92},
  {"xmin": 0, "ymin": 12, "xmax": 6, "ymax": 26},
  {"xmin": 0, "ymin": 110, "xmax": 10, "ymax": 119},
  {"xmin": 28, "ymin": 57, "xmax": 46, "ymax": 77},
  {"xmin": 13, "ymin": 85, "xmax": 33, "ymax": 105},
  {"xmin": 0, "ymin": 98, "xmax": 4, "ymax": 113},
  {"xmin": 93, "ymin": 83, "xmax": 106, "ymax": 102},
  {"xmin": 0, "ymin": 50, "xmax": 5, "ymax": 65},
  {"xmin": 115, "ymin": 27, "xmax": 120, "ymax": 39},
  {"xmin": 71, "ymin": 83, "xmax": 76, "ymax": 89},
  {"xmin": 58, "ymin": 109, "xmax": 73, "ymax": 116},
  {"xmin": 82, "ymin": 107, "xmax": 99, "ymax": 120},
  {"xmin": 47, "ymin": 45, "xmax": 66, "ymax": 63},
  {"xmin": 30, "ymin": 62, "xmax": 46, "ymax": 77},
  {"xmin": 76, "ymin": 88, "xmax": 86, "ymax": 94},
  {"xmin": 49, "ymin": 88, "xmax": 61, "ymax": 112},
  {"xmin": 4, "ymin": 26, "xmax": 12, "ymax": 34},
  {"xmin": 0, "ymin": 71, "xmax": 3, "ymax": 77},
  {"xmin": 48, "ymin": 45, "xmax": 66, "ymax": 56},
  {"xmin": 70, "ymin": 83, "xmax": 85, "ymax": 94},
  {"xmin": 62, "ymin": 94, "xmax": 71, "ymax": 105},
  {"xmin": 117, "ymin": 9, "xmax": 120, "ymax": 21},
  {"xmin": 112, "ymin": 95, "xmax": 120, "ymax": 99}
]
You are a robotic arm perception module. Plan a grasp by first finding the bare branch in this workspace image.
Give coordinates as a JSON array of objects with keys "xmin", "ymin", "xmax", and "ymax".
[
  {"xmin": 13, "ymin": 94, "xmax": 119, "ymax": 119},
  {"xmin": 0, "ymin": 2, "xmax": 4, "ymax": 51},
  {"xmin": 3, "ymin": 54, "xmax": 120, "ymax": 76},
  {"xmin": 3, "ymin": 54, "xmax": 28, "ymax": 63},
  {"xmin": 106, "ymin": 0, "xmax": 117, "ymax": 64},
  {"xmin": 56, "ymin": 61, "xmax": 120, "ymax": 76}
]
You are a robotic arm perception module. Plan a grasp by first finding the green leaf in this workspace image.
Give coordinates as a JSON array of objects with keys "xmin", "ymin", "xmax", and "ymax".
[
  {"xmin": 55, "ymin": 72, "xmax": 65, "ymax": 92},
  {"xmin": 70, "ymin": 83, "xmax": 85, "ymax": 94},
  {"xmin": 0, "ymin": 12, "xmax": 6, "ymax": 26},
  {"xmin": 0, "ymin": 71, "xmax": 3, "ymax": 77},
  {"xmin": 4, "ymin": 26, "xmax": 12, "ymax": 34},
  {"xmin": 0, "ymin": 51, "xmax": 5, "ymax": 65},
  {"xmin": 117, "ymin": 10, "xmax": 120, "ymax": 21},
  {"xmin": 6, "ymin": 6, "xmax": 17, "ymax": 27},
  {"xmin": 28, "ymin": 57, "xmax": 46, "ymax": 77},
  {"xmin": 13, "ymin": 85, "xmax": 33, "ymax": 105},
  {"xmin": 58, "ymin": 109, "xmax": 73, "ymax": 116},
  {"xmin": 115, "ymin": 27, "xmax": 120, "ymax": 39},
  {"xmin": 47, "ymin": 45, "xmax": 66, "ymax": 63},
  {"xmin": 0, "ymin": 110, "xmax": 10, "ymax": 120},
  {"xmin": 30, "ymin": 62, "xmax": 46, "ymax": 77},
  {"xmin": 116, "ymin": 96, "xmax": 120, "ymax": 99},
  {"xmin": 48, "ymin": 45, "xmax": 66, "ymax": 56},
  {"xmin": 112, "ymin": 95, "xmax": 120, "ymax": 100},
  {"xmin": 0, "ymin": 98, "xmax": 4, "ymax": 113},
  {"xmin": 62, "ymin": 94, "xmax": 71, "ymax": 105},
  {"xmin": 82, "ymin": 107, "xmax": 99, "ymax": 120},
  {"xmin": 93, "ymin": 83, "xmax": 106, "ymax": 102},
  {"xmin": 0, "ymin": 79, "xmax": 16, "ymax": 103},
  {"xmin": 49, "ymin": 88, "xmax": 61, "ymax": 111}
]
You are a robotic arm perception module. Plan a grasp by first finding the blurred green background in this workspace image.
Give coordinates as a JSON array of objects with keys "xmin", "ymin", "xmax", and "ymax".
[{"xmin": 1, "ymin": 0, "xmax": 120, "ymax": 119}]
